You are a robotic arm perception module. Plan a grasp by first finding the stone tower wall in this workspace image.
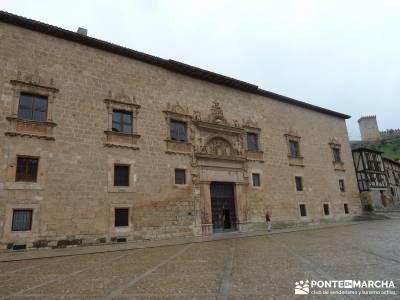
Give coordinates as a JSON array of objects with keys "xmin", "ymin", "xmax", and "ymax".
[{"xmin": 358, "ymin": 116, "xmax": 381, "ymax": 141}]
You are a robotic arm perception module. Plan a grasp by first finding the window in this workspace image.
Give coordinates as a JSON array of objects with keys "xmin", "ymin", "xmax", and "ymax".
[
  {"xmin": 344, "ymin": 203, "xmax": 349, "ymax": 214},
  {"xmin": 18, "ymin": 94, "xmax": 48, "ymax": 122},
  {"xmin": 377, "ymin": 174, "xmax": 384, "ymax": 182},
  {"xmin": 114, "ymin": 208, "xmax": 129, "ymax": 227},
  {"xmin": 114, "ymin": 165, "xmax": 130, "ymax": 186},
  {"xmin": 170, "ymin": 120, "xmax": 187, "ymax": 142},
  {"xmin": 175, "ymin": 169, "xmax": 186, "ymax": 185},
  {"xmin": 112, "ymin": 110, "xmax": 132, "ymax": 134},
  {"xmin": 12, "ymin": 209, "xmax": 33, "ymax": 231},
  {"xmin": 299, "ymin": 204, "xmax": 307, "ymax": 217},
  {"xmin": 391, "ymin": 187, "xmax": 396, "ymax": 197},
  {"xmin": 246, "ymin": 132, "xmax": 259, "ymax": 151},
  {"xmin": 339, "ymin": 179, "xmax": 346, "ymax": 192},
  {"xmin": 332, "ymin": 147, "xmax": 342, "ymax": 163},
  {"xmin": 295, "ymin": 176, "xmax": 303, "ymax": 191},
  {"xmin": 323, "ymin": 204, "xmax": 330, "ymax": 216},
  {"xmin": 289, "ymin": 140, "xmax": 300, "ymax": 157},
  {"xmin": 16, "ymin": 157, "xmax": 38, "ymax": 182},
  {"xmin": 252, "ymin": 173, "xmax": 261, "ymax": 187}
]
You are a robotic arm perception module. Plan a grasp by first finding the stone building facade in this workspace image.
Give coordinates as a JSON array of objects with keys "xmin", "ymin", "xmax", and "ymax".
[{"xmin": 0, "ymin": 12, "xmax": 361, "ymax": 249}]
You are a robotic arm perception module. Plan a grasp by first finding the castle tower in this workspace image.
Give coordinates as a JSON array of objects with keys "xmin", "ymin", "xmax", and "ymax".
[{"xmin": 358, "ymin": 116, "xmax": 381, "ymax": 141}]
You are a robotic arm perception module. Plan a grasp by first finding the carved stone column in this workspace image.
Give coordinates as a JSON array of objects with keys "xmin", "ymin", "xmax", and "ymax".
[
  {"xmin": 200, "ymin": 181, "xmax": 213, "ymax": 235},
  {"xmin": 235, "ymin": 183, "xmax": 250, "ymax": 232}
]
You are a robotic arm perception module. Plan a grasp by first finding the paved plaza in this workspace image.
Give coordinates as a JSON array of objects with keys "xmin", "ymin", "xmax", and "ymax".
[{"xmin": 1, "ymin": 219, "xmax": 400, "ymax": 299}]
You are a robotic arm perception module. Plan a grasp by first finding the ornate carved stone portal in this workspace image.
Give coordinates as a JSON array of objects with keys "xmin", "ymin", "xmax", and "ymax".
[{"xmin": 188, "ymin": 101, "xmax": 252, "ymax": 236}]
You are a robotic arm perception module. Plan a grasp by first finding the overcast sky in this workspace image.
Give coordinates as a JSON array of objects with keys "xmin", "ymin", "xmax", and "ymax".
[{"xmin": 2, "ymin": 0, "xmax": 399, "ymax": 139}]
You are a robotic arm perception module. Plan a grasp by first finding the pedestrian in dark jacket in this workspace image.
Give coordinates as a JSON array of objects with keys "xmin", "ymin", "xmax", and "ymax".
[{"xmin": 266, "ymin": 211, "xmax": 271, "ymax": 232}]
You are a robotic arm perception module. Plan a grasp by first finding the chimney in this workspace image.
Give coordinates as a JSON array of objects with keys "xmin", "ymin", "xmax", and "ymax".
[{"xmin": 77, "ymin": 27, "xmax": 88, "ymax": 36}]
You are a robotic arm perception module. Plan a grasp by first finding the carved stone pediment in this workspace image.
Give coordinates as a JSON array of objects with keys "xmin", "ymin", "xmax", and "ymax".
[
  {"xmin": 329, "ymin": 137, "xmax": 340, "ymax": 146},
  {"xmin": 12, "ymin": 69, "xmax": 57, "ymax": 91},
  {"xmin": 165, "ymin": 101, "xmax": 190, "ymax": 116},
  {"xmin": 192, "ymin": 101, "xmax": 247, "ymax": 161},
  {"xmin": 106, "ymin": 90, "xmax": 139, "ymax": 107},
  {"xmin": 243, "ymin": 117, "xmax": 258, "ymax": 129},
  {"xmin": 286, "ymin": 126, "xmax": 300, "ymax": 138}
]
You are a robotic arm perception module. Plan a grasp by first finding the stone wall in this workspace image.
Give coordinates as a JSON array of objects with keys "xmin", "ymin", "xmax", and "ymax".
[
  {"xmin": 358, "ymin": 116, "xmax": 381, "ymax": 141},
  {"xmin": 0, "ymin": 22, "xmax": 362, "ymax": 249}
]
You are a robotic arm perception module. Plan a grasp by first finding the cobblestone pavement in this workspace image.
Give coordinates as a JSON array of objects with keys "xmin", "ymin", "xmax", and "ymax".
[{"xmin": 1, "ymin": 220, "xmax": 400, "ymax": 299}]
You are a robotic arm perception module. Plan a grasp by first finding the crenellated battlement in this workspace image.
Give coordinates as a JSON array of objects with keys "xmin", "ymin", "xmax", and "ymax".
[
  {"xmin": 381, "ymin": 129, "xmax": 400, "ymax": 140},
  {"xmin": 358, "ymin": 115, "xmax": 377, "ymax": 122}
]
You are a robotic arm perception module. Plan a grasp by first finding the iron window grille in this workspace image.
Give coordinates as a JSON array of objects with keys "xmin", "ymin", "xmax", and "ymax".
[
  {"xmin": 12, "ymin": 209, "xmax": 33, "ymax": 231},
  {"xmin": 114, "ymin": 208, "xmax": 129, "ymax": 227},
  {"xmin": 252, "ymin": 173, "xmax": 261, "ymax": 187},
  {"xmin": 16, "ymin": 156, "xmax": 39, "ymax": 182},
  {"xmin": 114, "ymin": 165, "xmax": 130, "ymax": 186},
  {"xmin": 323, "ymin": 204, "xmax": 330, "ymax": 216},
  {"xmin": 299, "ymin": 204, "xmax": 307, "ymax": 217},
  {"xmin": 175, "ymin": 169, "xmax": 186, "ymax": 184},
  {"xmin": 344, "ymin": 203, "xmax": 349, "ymax": 214},
  {"xmin": 295, "ymin": 176, "xmax": 303, "ymax": 191}
]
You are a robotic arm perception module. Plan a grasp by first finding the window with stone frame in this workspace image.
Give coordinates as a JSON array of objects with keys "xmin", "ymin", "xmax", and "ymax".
[
  {"xmin": 12, "ymin": 209, "xmax": 33, "ymax": 231},
  {"xmin": 104, "ymin": 92, "xmax": 140, "ymax": 150},
  {"xmin": 175, "ymin": 169, "xmax": 186, "ymax": 185},
  {"xmin": 332, "ymin": 147, "xmax": 342, "ymax": 163},
  {"xmin": 246, "ymin": 132, "xmax": 259, "ymax": 151},
  {"xmin": 295, "ymin": 176, "xmax": 303, "ymax": 191},
  {"xmin": 323, "ymin": 204, "xmax": 330, "ymax": 216},
  {"xmin": 163, "ymin": 102, "xmax": 193, "ymax": 155},
  {"xmin": 18, "ymin": 94, "xmax": 48, "ymax": 122},
  {"xmin": 285, "ymin": 133, "xmax": 303, "ymax": 166},
  {"xmin": 170, "ymin": 120, "xmax": 187, "ymax": 142},
  {"xmin": 252, "ymin": 173, "xmax": 261, "ymax": 187},
  {"xmin": 344, "ymin": 203, "xmax": 349, "ymax": 214},
  {"xmin": 16, "ymin": 156, "xmax": 39, "ymax": 182},
  {"xmin": 289, "ymin": 140, "xmax": 300, "ymax": 158},
  {"xmin": 114, "ymin": 165, "xmax": 130, "ymax": 187},
  {"xmin": 112, "ymin": 110, "xmax": 133, "ymax": 134},
  {"xmin": 299, "ymin": 204, "xmax": 307, "ymax": 217},
  {"xmin": 114, "ymin": 208, "xmax": 129, "ymax": 227},
  {"xmin": 339, "ymin": 179, "xmax": 346, "ymax": 192},
  {"xmin": 6, "ymin": 71, "xmax": 58, "ymax": 140}
]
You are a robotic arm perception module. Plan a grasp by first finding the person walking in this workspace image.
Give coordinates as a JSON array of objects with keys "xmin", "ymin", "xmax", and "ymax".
[{"xmin": 266, "ymin": 211, "xmax": 271, "ymax": 232}]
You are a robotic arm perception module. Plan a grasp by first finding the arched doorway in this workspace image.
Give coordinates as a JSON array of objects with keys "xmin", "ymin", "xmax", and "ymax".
[{"xmin": 210, "ymin": 182, "xmax": 237, "ymax": 232}]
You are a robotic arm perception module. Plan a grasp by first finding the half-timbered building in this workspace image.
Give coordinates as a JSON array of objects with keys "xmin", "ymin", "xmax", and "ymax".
[{"xmin": 352, "ymin": 147, "xmax": 400, "ymax": 209}]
